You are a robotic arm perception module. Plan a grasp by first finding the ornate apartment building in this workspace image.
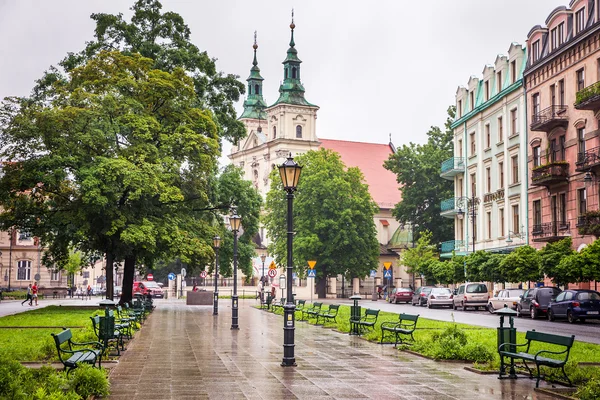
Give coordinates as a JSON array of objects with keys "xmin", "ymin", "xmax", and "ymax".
[
  {"xmin": 229, "ymin": 20, "xmax": 411, "ymax": 291},
  {"xmin": 441, "ymin": 44, "xmax": 529, "ymax": 258},
  {"xmin": 524, "ymin": 0, "xmax": 600, "ymax": 264}
]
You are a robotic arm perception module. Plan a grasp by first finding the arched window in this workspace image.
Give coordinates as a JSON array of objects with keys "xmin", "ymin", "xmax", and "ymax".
[
  {"xmin": 273, "ymin": 126, "xmax": 277, "ymax": 139},
  {"xmin": 292, "ymin": 67, "xmax": 297, "ymax": 79},
  {"xmin": 285, "ymin": 69, "xmax": 288, "ymax": 79},
  {"xmin": 17, "ymin": 260, "xmax": 31, "ymax": 281},
  {"xmin": 254, "ymin": 84, "xmax": 259, "ymax": 95},
  {"xmin": 296, "ymin": 125, "xmax": 303, "ymax": 138}
]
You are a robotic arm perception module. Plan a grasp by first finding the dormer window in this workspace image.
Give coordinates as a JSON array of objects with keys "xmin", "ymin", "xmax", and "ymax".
[
  {"xmin": 296, "ymin": 125, "xmax": 303, "ymax": 138},
  {"xmin": 551, "ymin": 27, "xmax": 558, "ymax": 51},
  {"xmin": 292, "ymin": 67, "xmax": 297, "ymax": 79},
  {"xmin": 470, "ymin": 91, "xmax": 474, "ymax": 109},
  {"xmin": 273, "ymin": 126, "xmax": 277, "ymax": 139},
  {"xmin": 254, "ymin": 84, "xmax": 260, "ymax": 95},
  {"xmin": 458, "ymin": 100, "xmax": 462, "ymax": 118},
  {"xmin": 285, "ymin": 69, "xmax": 288, "ymax": 79},
  {"xmin": 576, "ymin": 8, "xmax": 586, "ymax": 34},
  {"xmin": 558, "ymin": 22, "xmax": 564, "ymax": 45},
  {"xmin": 511, "ymin": 59, "xmax": 518, "ymax": 82},
  {"xmin": 485, "ymin": 81, "xmax": 489, "ymax": 101},
  {"xmin": 497, "ymin": 71, "xmax": 502, "ymax": 93}
]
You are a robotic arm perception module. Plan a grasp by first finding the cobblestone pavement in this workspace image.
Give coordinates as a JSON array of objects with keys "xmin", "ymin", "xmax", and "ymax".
[{"xmin": 107, "ymin": 299, "xmax": 555, "ymax": 400}]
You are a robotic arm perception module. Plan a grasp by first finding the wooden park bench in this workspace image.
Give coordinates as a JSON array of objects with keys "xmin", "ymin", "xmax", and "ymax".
[
  {"xmin": 51, "ymin": 328, "xmax": 102, "ymax": 375},
  {"xmin": 301, "ymin": 302, "xmax": 322, "ymax": 321},
  {"xmin": 380, "ymin": 313, "xmax": 419, "ymax": 346},
  {"xmin": 354, "ymin": 308, "xmax": 380, "ymax": 334},
  {"xmin": 498, "ymin": 330, "xmax": 575, "ymax": 387},
  {"xmin": 316, "ymin": 304, "xmax": 340, "ymax": 325}
]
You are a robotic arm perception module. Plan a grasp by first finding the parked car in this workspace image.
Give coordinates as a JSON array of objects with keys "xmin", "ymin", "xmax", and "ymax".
[
  {"xmin": 487, "ymin": 288, "xmax": 525, "ymax": 313},
  {"xmin": 517, "ymin": 286, "xmax": 562, "ymax": 319},
  {"xmin": 452, "ymin": 282, "xmax": 489, "ymax": 311},
  {"xmin": 133, "ymin": 280, "xmax": 164, "ymax": 298},
  {"xmin": 548, "ymin": 289, "xmax": 600, "ymax": 323},
  {"xmin": 388, "ymin": 287, "xmax": 414, "ymax": 304},
  {"xmin": 412, "ymin": 286, "xmax": 434, "ymax": 306},
  {"xmin": 427, "ymin": 287, "xmax": 453, "ymax": 308}
]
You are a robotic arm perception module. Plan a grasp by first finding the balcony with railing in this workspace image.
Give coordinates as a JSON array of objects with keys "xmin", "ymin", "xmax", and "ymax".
[
  {"xmin": 575, "ymin": 81, "xmax": 600, "ymax": 111},
  {"xmin": 440, "ymin": 197, "xmax": 459, "ymax": 218},
  {"xmin": 576, "ymin": 147, "xmax": 600, "ymax": 172},
  {"xmin": 440, "ymin": 240, "xmax": 465, "ymax": 256},
  {"xmin": 577, "ymin": 211, "xmax": 600, "ymax": 238},
  {"xmin": 531, "ymin": 157, "xmax": 569, "ymax": 187},
  {"xmin": 530, "ymin": 105, "xmax": 569, "ymax": 132},
  {"xmin": 440, "ymin": 157, "xmax": 465, "ymax": 180},
  {"xmin": 531, "ymin": 221, "xmax": 570, "ymax": 242}
]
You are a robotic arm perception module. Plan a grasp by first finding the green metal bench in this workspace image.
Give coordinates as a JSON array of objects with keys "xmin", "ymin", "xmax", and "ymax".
[
  {"xmin": 90, "ymin": 310, "xmax": 124, "ymax": 356},
  {"xmin": 51, "ymin": 328, "xmax": 102, "ymax": 375},
  {"xmin": 380, "ymin": 313, "xmax": 419, "ymax": 345},
  {"xmin": 302, "ymin": 302, "xmax": 323, "ymax": 321},
  {"xmin": 499, "ymin": 330, "xmax": 575, "ymax": 387},
  {"xmin": 316, "ymin": 304, "xmax": 340, "ymax": 325},
  {"xmin": 355, "ymin": 308, "xmax": 380, "ymax": 334}
]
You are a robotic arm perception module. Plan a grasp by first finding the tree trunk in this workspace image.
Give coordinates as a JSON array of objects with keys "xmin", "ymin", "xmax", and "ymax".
[
  {"xmin": 121, "ymin": 255, "xmax": 136, "ymax": 305},
  {"xmin": 105, "ymin": 252, "xmax": 114, "ymax": 300},
  {"xmin": 316, "ymin": 276, "xmax": 327, "ymax": 298}
]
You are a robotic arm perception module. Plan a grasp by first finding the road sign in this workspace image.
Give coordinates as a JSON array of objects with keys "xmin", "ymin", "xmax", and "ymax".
[
  {"xmin": 269, "ymin": 261, "xmax": 277, "ymax": 270},
  {"xmin": 268, "ymin": 269, "xmax": 277, "ymax": 278},
  {"xmin": 370, "ymin": 270, "xmax": 376, "ymax": 278},
  {"xmin": 34, "ymin": 273, "xmax": 41, "ymax": 281},
  {"xmin": 307, "ymin": 260, "xmax": 316, "ymax": 269},
  {"xmin": 383, "ymin": 262, "xmax": 392, "ymax": 270},
  {"xmin": 200, "ymin": 271, "xmax": 207, "ymax": 278},
  {"xmin": 181, "ymin": 268, "xmax": 186, "ymax": 278},
  {"xmin": 307, "ymin": 269, "xmax": 316, "ymax": 278},
  {"xmin": 168, "ymin": 272, "xmax": 176, "ymax": 281},
  {"xmin": 147, "ymin": 273, "xmax": 154, "ymax": 281},
  {"xmin": 384, "ymin": 270, "xmax": 392, "ymax": 279}
]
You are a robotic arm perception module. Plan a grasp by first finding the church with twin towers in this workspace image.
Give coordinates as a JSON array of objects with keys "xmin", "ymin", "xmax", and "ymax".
[{"xmin": 229, "ymin": 15, "xmax": 416, "ymax": 294}]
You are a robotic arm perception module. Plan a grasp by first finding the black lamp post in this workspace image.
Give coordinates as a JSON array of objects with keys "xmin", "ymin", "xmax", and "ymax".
[
  {"xmin": 213, "ymin": 236, "xmax": 221, "ymax": 316},
  {"xmin": 278, "ymin": 154, "xmax": 302, "ymax": 367},
  {"xmin": 260, "ymin": 254, "xmax": 266, "ymax": 301},
  {"xmin": 457, "ymin": 196, "xmax": 477, "ymax": 255},
  {"xmin": 229, "ymin": 212, "xmax": 241, "ymax": 330}
]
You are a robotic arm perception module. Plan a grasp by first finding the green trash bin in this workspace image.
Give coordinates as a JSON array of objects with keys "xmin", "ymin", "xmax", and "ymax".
[
  {"xmin": 495, "ymin": 305, "xmax": 518, "ymax": 378},
  {"xmin": 349, "ymin": 295, "xmax": 362, "ymax": 335},
  {"xmin": 265, "ymin": 293, "xmax": 273, "ymax": 309}
]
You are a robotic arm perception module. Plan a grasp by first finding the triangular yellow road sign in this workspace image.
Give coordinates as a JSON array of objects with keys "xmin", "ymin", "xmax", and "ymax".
[
  {"xmin": 383, "ymin": 262, "xmax": 392, "ymax": 270},
  {"xmin": 307, "ymin": 260, "xmax": 317, "ymax": 269},
  {"xmin": 269, "ymin": 260, "xmax": 277, "ymax": 270}
]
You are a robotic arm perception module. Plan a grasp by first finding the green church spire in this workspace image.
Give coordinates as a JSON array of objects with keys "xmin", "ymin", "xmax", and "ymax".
[
  {"xmin": 240, "ymin": 31, "xmax": 268, "ymax": 120},
  {"xmin": 271, "ymin": 10, "xmax": 316, "ymax": 107}
]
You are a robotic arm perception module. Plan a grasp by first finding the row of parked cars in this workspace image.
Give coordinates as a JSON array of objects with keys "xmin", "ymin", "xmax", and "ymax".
[{"xmin": 388, "ymin": 284, "xmax": 600, "ymax": 323}]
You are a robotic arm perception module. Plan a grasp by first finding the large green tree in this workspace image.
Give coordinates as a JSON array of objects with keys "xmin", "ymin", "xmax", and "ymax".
[
  {"xmin": 384, "ymin": 106, "xmax": 455, "ymax": 245},
  {"xmin": 539, "ymin": 237, "xmax": 574, "ymax": 287},
  {"xmin": 499, "ymin": 245, "xmax": 541, "ymax": 284},
  {"xmin": 264, "ymin": 149, "xmax": 379, "ymax": 298},
  {"xmin": 400, "ymin": 230, "xmax": 437, "ymax": 285},
  {"xmin": 0, "ymin": 52, "xmax": 257, "ymax": 303}
]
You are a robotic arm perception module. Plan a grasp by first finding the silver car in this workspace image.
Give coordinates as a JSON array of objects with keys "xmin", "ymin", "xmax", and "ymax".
[
  {"xmin": 487, "ymin": 288, "xmax": 524, "ymax": 313},
  {"xmin": 427, "ymin": 287, "xmax": 453, "ymax": 308}
]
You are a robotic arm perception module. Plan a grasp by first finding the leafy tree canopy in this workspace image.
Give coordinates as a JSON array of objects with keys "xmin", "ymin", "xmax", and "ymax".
[
  {"xmin": 263, "ymin": 149, "xmax": 379, "ymax": 297},
  {"xmin": 384, "ymin": 106, "xmax": 455, "ymax": 245},
  {"xmin": 539, "ymin": 237, "xmax": 574, "ymax": 285},
  {"xmin": 400, "ymin": 230, "xmax": 437, "ymax": 282},
  {"xmin": 499, "ymin": 245, "xmax": 541, "ymax": 283}
]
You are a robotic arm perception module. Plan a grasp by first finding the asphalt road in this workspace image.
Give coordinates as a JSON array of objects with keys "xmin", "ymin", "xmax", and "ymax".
[{"xmin": 328, "ymin": 297, "xmax": 600, "ymax": 345}]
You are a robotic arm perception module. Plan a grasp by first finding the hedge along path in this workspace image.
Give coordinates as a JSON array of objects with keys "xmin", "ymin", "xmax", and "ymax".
[{"xmin": 262, "ymin": 304, "xmax": 600, "ymax": 365}]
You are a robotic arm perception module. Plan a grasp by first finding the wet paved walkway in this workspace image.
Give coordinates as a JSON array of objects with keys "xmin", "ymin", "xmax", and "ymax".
[{"xmin": 108, "ymin": 299, "xmax": 554, "ymax": 400}]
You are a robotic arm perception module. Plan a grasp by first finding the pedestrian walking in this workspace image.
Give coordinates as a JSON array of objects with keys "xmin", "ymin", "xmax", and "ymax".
[
  {"xmin": 31, "ymin": 282, "xmax": 38, "ymax": 306},
  {"xmin": 22, "ymin": 284, "xmax": 32, "ymax": 306},
  {"xmin": 87, "ymin": 284, "xmax": 92, "ymax": 299}
]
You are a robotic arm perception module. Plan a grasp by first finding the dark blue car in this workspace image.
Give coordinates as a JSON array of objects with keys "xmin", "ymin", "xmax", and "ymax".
[{"xmin": 548, "ymin": 290, "xmax": 600, "ymax": 323}]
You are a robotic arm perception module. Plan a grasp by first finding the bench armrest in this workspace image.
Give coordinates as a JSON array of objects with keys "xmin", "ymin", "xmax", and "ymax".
[
  {"xmin": 498, "ymin": 342, "xmax": 527, "ymax": 352},
  {"xmin": 72, "ymin": 340, "xmax": 103, "ymax": 349},
  {"xmin": 534, "ymin": 348, "xmax": 568, "ymax": 360},
  {"xmin": 380, "ymin": 321, "xmax": 400, "ymax": 329}
]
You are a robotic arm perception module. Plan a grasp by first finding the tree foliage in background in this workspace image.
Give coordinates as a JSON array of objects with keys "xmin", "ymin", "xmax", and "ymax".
[
  {"xmin": 499, "ymin": 245, "xmax": 541, "ymax": 283},
  {"xmin": 400, "ymin": 230, "xmax": 437, "ymax": 284},
  {"xmin": 36, "ymin": 0, "xmax": 246, "ymax": 144},
  {"xmin": 384, "ymin": 106, "xmax": 455, "ymax": 245},
  {"xmin": 263, "ymin": 149, "xmax": 379, "ymax": 298},
  {"xmin": 539, "ymin": 237, "xmax": 574, "ymax": 286}
]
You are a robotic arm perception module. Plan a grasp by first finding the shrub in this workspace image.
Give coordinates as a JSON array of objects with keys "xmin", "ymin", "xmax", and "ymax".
[
  {"xmin": 577, "ymin": 377, "xmax": 600, "ymax": 400},
  {"xmin": 69, "ymin": 364, "xmax": 110, "ymax": 398},
  {"xmin": 461, "ymin": 343, "xmax": 494, "ymax": 362}
]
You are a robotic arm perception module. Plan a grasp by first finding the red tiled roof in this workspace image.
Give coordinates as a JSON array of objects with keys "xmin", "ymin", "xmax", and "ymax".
[{"xmin": 318, "ymin": 139, "xmax": 401, "ymax": 209}]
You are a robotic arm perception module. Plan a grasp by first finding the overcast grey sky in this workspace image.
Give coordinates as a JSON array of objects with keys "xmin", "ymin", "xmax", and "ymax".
[{"xmin": 0, "ymin": 0, "xmax": 559, "ymax": 159}]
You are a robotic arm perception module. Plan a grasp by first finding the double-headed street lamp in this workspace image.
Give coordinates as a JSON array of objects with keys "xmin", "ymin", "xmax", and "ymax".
[
  {"xmin": 260, "ymin": 254, "xmax": 266, "ymax": 301},
  {"xmin": 229, "ymin": 211, "xmax": 242, "ymax": 330},
  {"xmin": 213, "ymin": 236, "xmax": 221, "ymax": 316},
  {"xmin": 278, "ymin": 154, "xmax": 302, "ymax": 367}
]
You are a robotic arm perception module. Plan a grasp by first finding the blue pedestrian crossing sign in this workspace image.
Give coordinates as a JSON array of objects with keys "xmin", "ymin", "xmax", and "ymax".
[
  {"xmin": 383, "ymin": 270, "xmax": 392, "ymax": 279},
  {"xmin": 168, "ymin": 272, "xmax": 176, "ymax": 281},
  {"xmin": 307, "ymin": 269, "xmax": 316, "ymax": 278},
  {"xmin": 370, "ymin": 270, "xmax": 377, "ymax": 278}
]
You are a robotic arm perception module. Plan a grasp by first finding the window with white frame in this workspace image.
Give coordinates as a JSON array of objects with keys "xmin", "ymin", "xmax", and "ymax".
[
  {"xmin": 558, "ymin": 22, "xmax": 564, "ymax": 45},
  {"xmin": 532, "ymin": 41, "xmax": 540, "ymax": 63},
  {"xmin": 17, "ymin": 260, "xmax": 31, "ymax": 281},
  {"xmin": 510, "ymin": 109, "xmax": 518, "ymax": 136},
  {"xmin": 511, "ymin": 155, "xmax": 519, "ymax": 184},
  {"xmin": 498, "ymin": 116, "xmax": 503, "ymax": 142},
  {"xmin": 576, "ymin": 8, "xmax": 586, "ymax": 34},
  {"xmin": 51, "ymin": 269, "xmax": 60, "ymax": 281}
]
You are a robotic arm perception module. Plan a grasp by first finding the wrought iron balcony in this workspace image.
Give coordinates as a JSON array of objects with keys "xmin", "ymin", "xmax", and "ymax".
[
  {"xmin": 440, "ymin": 240, "xmax": 465, "ymax": 254},
  {"xmin": 440, "ymin": 157, "xmax": 465, "ymax": 180},
  {"xmin": 440, "ymin": 198, "xmax": 460, "ymax": 218},
  {"xmin": 530, "ymin": 105, "xmax": 568, "ymax": 132},
  {"xmin": 576, "ymin": 147, "xmax": 600, "ymax": 172},
  {"xmin": 577, "ymin": 212, "xmax": 600, "ymax": 238},
  {"xmin": 531, "ymin": 161, "xmax": 569, "ymax": 187},
  {"xmin": 575, "ymin": 81, "xmax": 600, "ymax": 111},
  {"xmin": 531, "ymin": 221, "xmax": 570, "ymax": 242}
]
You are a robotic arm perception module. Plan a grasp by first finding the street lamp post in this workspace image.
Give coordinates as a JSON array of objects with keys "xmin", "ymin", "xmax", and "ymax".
[
  {"xmin": 457, "ymin": 196, "xmax": 477, "ymax": 280},
  {"xmin": 213, "ymin": 236, "xmax": 221, "ymax": 316},
  {"xmin": 278, "ymin": 154, "xmax": 302, "ymax": 367},
  {"xmin": 260, "ymin": 254, "xmax": 266, "ymax": 302},
  {"xmin": 230, "ymin": 212, "xmax": 241, "ymax": 330},
  {"xmin": 8, "ymin": 229, "xmax": 13, "ymax": 291}
]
